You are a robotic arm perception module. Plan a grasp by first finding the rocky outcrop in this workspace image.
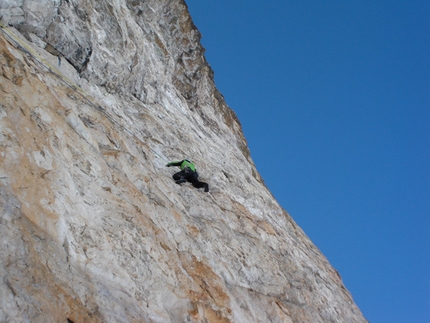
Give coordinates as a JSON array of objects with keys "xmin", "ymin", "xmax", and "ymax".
[{"xmin": 0, "ymin": 1, "xmax": 367, "ymax": 322}]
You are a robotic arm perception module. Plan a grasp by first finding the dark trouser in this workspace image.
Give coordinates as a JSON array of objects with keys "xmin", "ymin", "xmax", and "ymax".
[{"xmin": 173, "ymin": 168, "xmax": 209, "ymax": 192}]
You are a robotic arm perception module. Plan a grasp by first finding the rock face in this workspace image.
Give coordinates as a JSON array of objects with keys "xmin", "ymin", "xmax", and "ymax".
[{"xmin": 0, "ymin": 1, "xmax": 367, "ymax": 322}]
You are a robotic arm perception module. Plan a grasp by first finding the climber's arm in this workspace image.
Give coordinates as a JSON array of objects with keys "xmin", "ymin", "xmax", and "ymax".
[{"xmin": 166, "ymin": 160, "xmax": 183, "ymax": 167}]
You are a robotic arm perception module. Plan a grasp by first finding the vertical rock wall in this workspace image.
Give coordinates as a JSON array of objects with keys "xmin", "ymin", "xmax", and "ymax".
[{"xmin": 0, "ymin": 1, "xmax": 367, "ymax": 322}]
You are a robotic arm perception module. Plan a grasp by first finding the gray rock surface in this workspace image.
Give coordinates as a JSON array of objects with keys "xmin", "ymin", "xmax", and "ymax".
[{"xmin": 0, "ymin": 1, "xmax": 368, "ymax": 322}]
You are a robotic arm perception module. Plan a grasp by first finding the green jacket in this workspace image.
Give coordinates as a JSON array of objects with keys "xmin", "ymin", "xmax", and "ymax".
[{"xmin": 166, "ymin": 159, "xmax": 196, "ymax": 172}]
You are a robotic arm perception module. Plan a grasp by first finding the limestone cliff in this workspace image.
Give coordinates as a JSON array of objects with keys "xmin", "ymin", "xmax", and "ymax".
[{"xmin": 0, "ymin": 1, "xmax": 367, "ymax": 322}]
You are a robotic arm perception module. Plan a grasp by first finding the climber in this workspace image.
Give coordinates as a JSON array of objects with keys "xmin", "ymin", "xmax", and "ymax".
[{"xmin": 166, "ymin": 159, "xmax": 209, "ymax": 192}]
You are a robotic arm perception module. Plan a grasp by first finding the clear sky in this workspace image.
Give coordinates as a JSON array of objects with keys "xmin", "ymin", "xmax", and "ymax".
[{"xmin": 184, "ymin": 1, "xmax": 429, "ymax": 322}]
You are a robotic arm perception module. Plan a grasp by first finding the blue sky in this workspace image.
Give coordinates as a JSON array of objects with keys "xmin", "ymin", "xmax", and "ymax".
[{"xmin": 184, "ymin": 1, "xmax": 429, "ymax": 322}]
